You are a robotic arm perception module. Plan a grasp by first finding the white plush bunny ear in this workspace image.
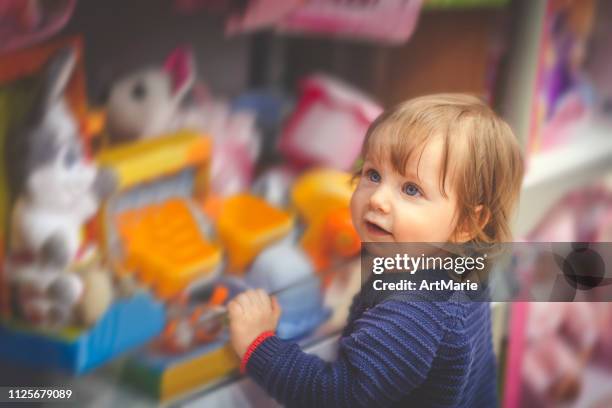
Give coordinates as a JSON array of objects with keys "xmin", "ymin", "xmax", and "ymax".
[
  {"xmin": 163, "ymin": 46, "xmax": 196, "ymax": 103},
  {"xmin": 39, "ymin": 46, "xmax": 77, "ymax": 111}
]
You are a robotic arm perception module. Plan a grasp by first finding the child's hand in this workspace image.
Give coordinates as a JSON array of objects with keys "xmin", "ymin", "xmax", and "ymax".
[{"xmin": 228, "ymin": 289, "xmax": 281, "ymax": 358}]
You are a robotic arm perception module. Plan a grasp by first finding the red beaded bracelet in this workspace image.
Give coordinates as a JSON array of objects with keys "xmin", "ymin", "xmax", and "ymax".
[{"xmin": 240, "ymin": 330, "xmax": 275, "ymax": 374}]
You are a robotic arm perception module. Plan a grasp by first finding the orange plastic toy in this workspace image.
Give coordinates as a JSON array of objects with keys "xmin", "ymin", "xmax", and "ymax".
[
  {"xmin": 291, "ymin": 168, "xmax": 359, "ymax": 271},
  {"xmin": 116, "ymin": 199, "xmax": 222, "ymax": 299},
  {"xmin": 217, "ymin": 194, "xmax": 294, "ymax": 273},
  {"xmin": 301, "ymin": 206, "xmax": 361, "ymax": 272}
]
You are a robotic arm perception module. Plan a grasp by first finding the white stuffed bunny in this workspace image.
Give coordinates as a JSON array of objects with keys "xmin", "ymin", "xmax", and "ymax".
[
  {"xmin": 5, "ymin": 46, "xmax": 115, "ymax": 327},
  {"xmin": 105, "ymin": 46, "xmax": 196, "ymax": 144}
]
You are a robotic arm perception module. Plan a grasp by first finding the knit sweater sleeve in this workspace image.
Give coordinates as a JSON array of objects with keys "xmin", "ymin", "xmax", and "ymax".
[{"xmin": 244, "ymin": 298, "xmax": 449, "ymax": 408}]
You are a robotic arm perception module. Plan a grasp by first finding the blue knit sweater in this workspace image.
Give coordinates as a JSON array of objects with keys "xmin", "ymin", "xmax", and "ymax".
[{"xmin": 245, "ymin": 278, "xmax": 498, "ymax": 407}]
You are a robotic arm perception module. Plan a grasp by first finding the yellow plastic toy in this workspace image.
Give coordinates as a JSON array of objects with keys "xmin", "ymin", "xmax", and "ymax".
[
  {"xmin": 98, "ymin": 131, "xmax": 220, "ymax": 299},
  {"xmin": 291, "ymin": 168, "xmax": 360, "ymax": 272},
  {"xmin": 291, "ymin": 168, "xmax": 355, "ymax": 224},
  {"xmin": 97, "ymin": 131, "xmax": 210, "ymax": 193},
  {"xmin": 216, "ymin": 194, "xmax": 294, "ymax": 273}
]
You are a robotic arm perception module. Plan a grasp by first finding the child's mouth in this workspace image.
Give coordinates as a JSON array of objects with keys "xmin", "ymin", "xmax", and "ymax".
[{"xmin": 364, "ymin": 221, "xmax": 392, "ymax": 237}]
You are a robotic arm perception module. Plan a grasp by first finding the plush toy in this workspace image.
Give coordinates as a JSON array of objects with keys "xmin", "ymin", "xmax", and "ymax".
[
  {"xmin": 4, "ymin": 46, "xmax": 115, "ymax": 327},
  {"xmin": 105, "ymin": 46, "xmax": 260, "ymax": 196},
  {"xmin": 105, "ymin": 46, "xmax": 196, "ymax": 144}
]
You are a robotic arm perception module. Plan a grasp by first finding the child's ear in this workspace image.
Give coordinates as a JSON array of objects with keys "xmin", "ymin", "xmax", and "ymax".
[
  {"xmin": 474, "ymin": 205, "xmax": 491, "ymax": 231},
  {"xmin": 452, "ymin": 205, "xmax": 490, "ymax": 243}
]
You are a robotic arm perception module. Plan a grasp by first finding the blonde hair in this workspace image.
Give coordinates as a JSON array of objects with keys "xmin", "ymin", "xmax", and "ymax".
[{"xmin": 357, "ymin": 93, "xmax": 524, "ymax": 244}]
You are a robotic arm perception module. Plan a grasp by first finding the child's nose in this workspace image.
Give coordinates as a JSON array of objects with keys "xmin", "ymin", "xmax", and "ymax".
[{"xmin": 369, "ymin": 185, "xmax": 391, "ymax": 214}]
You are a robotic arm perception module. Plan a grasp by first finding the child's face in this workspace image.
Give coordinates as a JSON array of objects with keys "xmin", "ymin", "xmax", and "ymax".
[{"xmin": 350, "ymin": 136, "xmax": 460, "ymax": 243}]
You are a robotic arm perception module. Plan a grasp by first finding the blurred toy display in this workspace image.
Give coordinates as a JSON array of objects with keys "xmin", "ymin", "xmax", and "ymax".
[
  {"xmin": 216, "ymin": 193, "xmax": 294, "ymax": 272},
  {"xmin": 529, "ymin": 0, "xmax": 612, "ymax": 154},
  {"xmin": 225, "ymin": 0, "xmax": 423, "ymax": 45},
  {"xmin": 3, "ymin": 2, "xmax": 612, "ymax": 407},
  {"xmin": 187, "ymin": 101, "xmax": 261, "ymax": 196},
  {"xmin": 0, "ymin": 0, "xmax": 76, "ymax": 53},
  {"xmin": 104, "ymin": 44, "xmax": 261, "ymax": 196},
  {"xmin": 97, "ymin": 131, "xmax": 218, "ymax": 297},
  {"xmin": 521, "ymin": 303, "xmax": 598, "ymax": 404},
  {"xmin": 277, "ymin": 0, "xmax": 423, "ymax": 44},
  {"xmin": 232, "ymin": 89, "xmax": 291, "ymax": 160},
  {"xmin": 527, "ymin": 181, "xmax": 612, "ymax": 243},
  {"xmin": 0, "ymin": 41, "xmax": 366, "ymax": 404},
  {"xmin": 508, "ymin": 302, "xmax": 612, "ymax": 408},
  {"xmin": 225, "ymin": 0, "xmax": 302, "ymax": 35},
  {"xmin": 4, "ymin": 45, "xmax": 114, "ymax": 328},
  {"xmin": 0, "ymin": 40, "xmax": 166, "ymax": 375},
  {"xmin": 105, "ymin": 46, "xmax": 197, "ymax": 145},
  {"xmin": 503, "ymin": 178, "xmax": 612, "ymax": 407},
  {"xmin": 425, "ymin": 0, "xmax": 509, "ymax": 8},
  {"xmin": 122, "ymin": 278, "xmax": 244, "ymax": 402},
  {"xmin": 529, "ymin": 0, "xmax": 593, "ymax": 153},
  {"xmin": 290, "ymin": 168, "xmax": 359, "ymax": 272},
  {"xmin": 0, "ymin": 4, "xmax": 382, "ymax": 397},
  {"xmin": 577, "ymin": 1, "xmax": 612, "ymax": 122},
  {"xmin": 279, "ymin": 74, "xmax": 382, "ymax": 172},
  {"xmin": 251, "ymin": 165, "xmax": 294, "ymax": 208},
  {"xmin": 157, "ymin": 282, "xmax": 232, "ymax": 354}
]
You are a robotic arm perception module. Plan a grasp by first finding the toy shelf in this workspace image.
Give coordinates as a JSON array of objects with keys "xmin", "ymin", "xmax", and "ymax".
[
  {"xmin": 499, "ymin": 0, "xmax": 612, "ymax": 238},
  {"xmin": 514, "ymin": 119, "xmax": 612, "ymax": 237}
]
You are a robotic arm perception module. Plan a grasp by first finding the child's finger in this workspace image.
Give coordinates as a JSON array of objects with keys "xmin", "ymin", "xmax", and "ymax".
[
  {"xmin": 236, "ymin": 290, "xmax": 253, "ymax": 312},
  {"xmin": 245, "ymin": 289, "xmax": 260, "ymax": 308},
  {"xmin": 255, "ymin": 289, "xmax": 271, "ymax": 309},
  {"xmin": 227, "ymin": 299, "xmax": 243, "ymax": 317}
]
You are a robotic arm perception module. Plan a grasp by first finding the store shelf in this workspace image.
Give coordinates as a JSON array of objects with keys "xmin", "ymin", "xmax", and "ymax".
[
  {"xmin": 514, "ymin": 118, "xmax": 612, "ymax": 237},
  {"xmin": 498, "ymin": 0, "xmax": 546, "ymax": 148}
]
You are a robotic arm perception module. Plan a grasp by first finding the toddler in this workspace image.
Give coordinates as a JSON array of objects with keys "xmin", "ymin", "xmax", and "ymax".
[{"xmin": 228, "ymin": 94, "xmax": 524, "ymax": 407}]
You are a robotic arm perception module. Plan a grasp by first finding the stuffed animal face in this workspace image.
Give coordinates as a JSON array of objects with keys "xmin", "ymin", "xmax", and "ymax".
[
  {"xmin": 5, "ymin": 46, "xmax": 113, "ymax": 259},
  {"xmin": 26, "ymin": 132, "xmax": 97, "ymax": 211},
  {"xmin": 106, "ymin": 69, "xmax": 181, "ymax": 142},
  {"xmin": 6, "ymin": 48, "xmax": 98, "ymax": 212},
  {"xmin": 106, "ymin": 46, "xmax": 195, "ymax": 144}
]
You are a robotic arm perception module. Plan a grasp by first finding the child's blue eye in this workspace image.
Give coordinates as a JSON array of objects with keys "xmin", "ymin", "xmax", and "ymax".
[
  {"xmin": 366, "ymin": 169, "xmax": 381, "ymax": 183},
  {"xmin": 402, "ymin": 182, "xmax": 421, "ymax": 197}
]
